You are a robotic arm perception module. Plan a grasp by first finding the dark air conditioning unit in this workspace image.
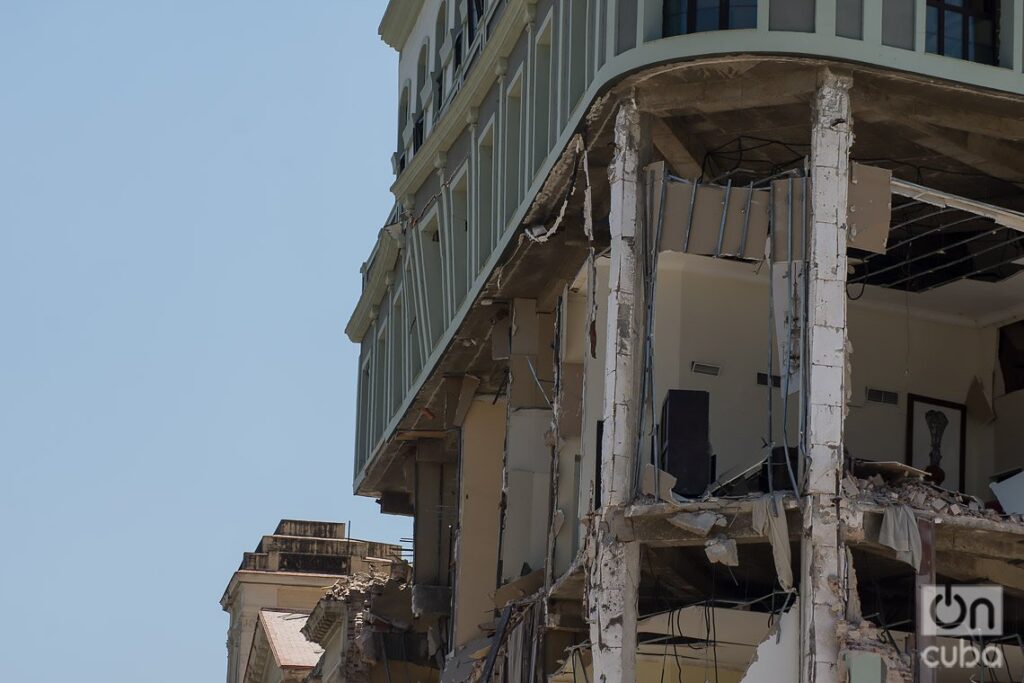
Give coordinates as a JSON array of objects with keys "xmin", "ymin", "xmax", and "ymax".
[{"xmin": 659, "ymin": 389, "xmax": 715, "ymax": 498}]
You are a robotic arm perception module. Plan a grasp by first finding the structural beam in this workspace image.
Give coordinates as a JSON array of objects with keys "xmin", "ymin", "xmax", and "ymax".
[
  {"xmin": 801, "ymin": 69, "xmax": 853, "ymax": 683},
  {"xmin": 636, "ymin": 69, "xmax": 816, "ymax": 116},
  {"xmin": 587, "ymin": 98, "xmax": 645, "ymax": 683},
  {"xmin": 650, "ymin": 117, "xmax": 705, "ymax": 178},
  {"xmin": 890, "ymin": 177, "xmax": 1024, "ymax": 232}
]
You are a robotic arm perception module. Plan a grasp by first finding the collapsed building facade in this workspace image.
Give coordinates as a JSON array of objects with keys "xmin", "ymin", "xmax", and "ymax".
[{"xmin": 347, "ymin": 0, "xmax": 1024, "ymax": 680}]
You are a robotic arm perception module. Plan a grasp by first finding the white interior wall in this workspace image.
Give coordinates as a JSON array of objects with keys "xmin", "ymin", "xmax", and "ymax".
[
  {"xmin": 653, "ymin": 255, "xmax": 800, "ymax": 482},
  {"xmin": 454, "ymin": 397, "xmax": 505, "ymax": 646},
  {"xmin": 576, "ymin": 251, "xmax": 1022, "ymax": 503},
  {"xmin": 846, "ymin": 302, "xmax": 996, "ymax": 496},
  {"xmin": 652, "ymin": 253, "xmax": 1002, "ymax": 499},
  {"xmin": 500, "ymin": 408, "xmax": 553, "ymax": 584}
]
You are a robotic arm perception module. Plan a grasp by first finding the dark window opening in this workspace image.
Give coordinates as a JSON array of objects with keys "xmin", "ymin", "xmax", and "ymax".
[
  {"xmin": 468, "ymin": 0, "xmax": 484, "ymax": 46},
  {"xmin": 413, "ymin": 114, "xmax": 424, "ymax": 152},
  {"xmin": 454, "ymin": 32, "xmax": 464, "ymax": 70},
  {"xmin": 663, "ymin": 0, "xmax": 757, "ymax": 36},
  {"xmin": 999, "ymin": 320, "xmax": 1024, "ymax": 393},
  {"xmin": 926, "ymin": 0, "xmax": 998, "ymax": 64}
]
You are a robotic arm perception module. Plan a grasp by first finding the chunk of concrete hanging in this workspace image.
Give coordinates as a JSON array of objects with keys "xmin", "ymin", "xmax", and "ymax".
[
  {"xmin": 649, "ymin": 166, "xmax": 770, "ymax": 260},
  {"xmin": 704, "ymin": 535, "xmax": 739, "ymax": 566},
  {"xmin": 668, "ymin": 511, "xmax": 725, "ymax": 536},
  {"xmin": 739, "ymin": 598, "xmax": 799, "ymax": 682},
  {"xmin": 640, "ymin": 463, "xmax": 678, "ymax": 503},
  {"xmin": 524, "ymin": 136, "xmax": 585, "ymax": 243},
  {"xmin": 847, "ymin": 163, "xmax": 892, "ymax": 255}
]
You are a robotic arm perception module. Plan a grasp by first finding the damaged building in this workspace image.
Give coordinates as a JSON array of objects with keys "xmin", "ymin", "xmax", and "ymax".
[
  {"xmin": 220, "ymin": 520, "xmax": 404, "ymax": 683},
  {"xmin": 346, "ymin": 0, "xmax": 1024, "ymax": 680}
]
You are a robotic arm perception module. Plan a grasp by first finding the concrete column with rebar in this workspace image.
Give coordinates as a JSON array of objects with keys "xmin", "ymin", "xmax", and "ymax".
[
  {"xmin": 587, "ymin": 98, "xmax": 645, "ymax": 683},
  {"xmin": 800, "ymin": 68, "xmax": 854, "ymax": 683}
]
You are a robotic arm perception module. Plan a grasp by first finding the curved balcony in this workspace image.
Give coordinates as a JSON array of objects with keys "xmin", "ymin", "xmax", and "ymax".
[{"xmin": 351, "ymin": 0, "xmax": 1024, "ymax": 492}]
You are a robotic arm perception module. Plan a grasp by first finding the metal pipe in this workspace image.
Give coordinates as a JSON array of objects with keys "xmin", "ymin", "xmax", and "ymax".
[
  {"xmin": 917, "ymin": 239, "xmax": 1024, "ymax": 292},
  {"xmin": 850, "ymin": 228, "xmax": 1001, "ymax": 284},
  {"xmin": 891, "ymin": 199, "xmax": 923, "ymax": 213},
  {"xmin": 740, "ymin": 181, "xmax": 754, "ymax": 257},
  {"xmin": 779, "ymin": 176, "xmax": 796, "ymax": 495},
  {"xmin": 861, "ymin": 214, "xmax": 982, "ymax": 263},
  {"xmin": 715, "ymin": 179, "xmax": 733, "ymax": 257},
  {"xmin": 885, "ymin": 233, "xmax": 1024, "ymax": 289},
  {"xmin": 766, "ymin": 180, "xmax": 776, "ymax": 489},
  {"xmin": 797, "ymin": 165, "xmax": 810, "ymax": 494},
  {"xmin": 683, "ymin": 178, "xmax": 699, "ymax": 252},
  {"xmin": 888, "ymin": 207, "xmax": 959, "ymax": 233}
]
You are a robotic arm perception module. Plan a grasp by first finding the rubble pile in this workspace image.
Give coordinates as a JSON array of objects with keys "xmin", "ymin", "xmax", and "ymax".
[
  {"xmin": 304, "ymin": 561, "xmax": 415, "ymax": 683},
  {"xmin": 845, "ymin": 471, "xmax": 1023, "ymax": 523},
  {"xmin": 837, "ymin": 619, "xmax": 913, "ymax": 683}
]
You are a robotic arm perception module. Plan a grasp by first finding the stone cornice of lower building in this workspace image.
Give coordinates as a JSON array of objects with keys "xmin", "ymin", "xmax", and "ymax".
[
  {"xmin": 220, "ymin": 571, "xmax": 342, "ymax": 611},
  {"xmin": 378, "ymin": 0, "xmax": 426, "ymax": 52},
  {"xmin": 302, "ymin": 598, "xmax": 347, "ymax": 646}
]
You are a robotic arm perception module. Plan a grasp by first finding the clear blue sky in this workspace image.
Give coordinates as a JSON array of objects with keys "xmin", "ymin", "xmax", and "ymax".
[{"xmin": 0, "ymin": 1, "xmax": 409, "ymax": 679}]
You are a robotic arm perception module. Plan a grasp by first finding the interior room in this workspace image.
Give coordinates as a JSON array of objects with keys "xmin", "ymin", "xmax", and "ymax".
[{"xmin": 635, "ymin": 181, "xmax": 1024, "ymax": 506}]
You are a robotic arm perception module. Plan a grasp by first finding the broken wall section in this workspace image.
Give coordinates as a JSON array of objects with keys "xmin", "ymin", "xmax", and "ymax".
[{"xmin": 498, "ymin": 298, "xmax": 555, "ymax": 585}]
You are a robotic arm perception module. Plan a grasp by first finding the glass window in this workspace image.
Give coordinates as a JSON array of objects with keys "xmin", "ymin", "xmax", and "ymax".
[
  {"xmin": 925, "ymin": 0, "xmax": 998, "ymax": 64},
  {"xmin": 663, "ymin": 0, "xmax": 757, "ymax": 36}
]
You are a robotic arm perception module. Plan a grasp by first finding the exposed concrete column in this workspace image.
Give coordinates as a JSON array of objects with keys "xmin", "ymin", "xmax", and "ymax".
[
  {"xmin": 497, "ymin": 298, "xmax": 554, "ymax": 585},
  {"xmin": 587, "ymin": 98, "xmax": 645, "ymax": 683},
  {"xmin": 801, "ymin": 69, "xmax": 854, "ymax": 683},
  {"xmin": 452, "ymin": 397, "xmax": 506, "ymax": 649}
]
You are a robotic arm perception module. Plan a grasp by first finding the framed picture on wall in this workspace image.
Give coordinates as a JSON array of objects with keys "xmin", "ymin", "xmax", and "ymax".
[{"xmin": 905, "ymin": 394, "xmax": 967, "ymax": 492}]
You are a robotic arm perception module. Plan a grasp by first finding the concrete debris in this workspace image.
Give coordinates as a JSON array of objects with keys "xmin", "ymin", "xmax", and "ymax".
[
  {"xmin": 667, "ymin": 510, "xmax": 725, "ymax": 536},
  {"xmin": 640, "ymin": 463, "xmax": 678, "ymax": 504},
  {"xmin": 991, "ymin": 468, "xmax": 1024, "ymax": 514},
  {"xmin": 836, "ymin": 620, "xmax": 912, "ymax": 683},
  {"xmin": 850, "ymin": 469, "xmax": 1009, "ymax": 522},
  {"xmin": 440, "ymin": 636, "xmax": 492, "ymax": 683},
  {"xmin": 524, "ymin": 136, "xmax": 585, "ymax": 244},
  {"xmin": 303, "ymin": 560, "xmax": 416, "ymax": 683},
  {"xmin": 492, "ymin": 568, "xmax": 544, "ymax": 609},
  {"xmin": 551, "ymin": 508, "xmax": 566, "ymax": 537},
  {"xmin": 739, "ymin": 598, "xmax": 799, "ymax": 682},
  {"xmin": 704, "ymin": 535, "xmax": 739, "ymax": 566}
]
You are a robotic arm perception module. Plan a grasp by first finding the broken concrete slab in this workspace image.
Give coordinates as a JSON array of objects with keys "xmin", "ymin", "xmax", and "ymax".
[
  {"xmin": 666, "ymin": 510, "xmax": 725, "ymax": 536},
  {"xmin": 640, "ymin": 463, "xmax": 679, "ymax": 504},
  {"xmin": 492, "ymin": 568, "xmax": 544, "ymax": 608},
  {"xmin": 704, "ymin": 535, "xmax": 739, "ymax": 566}
]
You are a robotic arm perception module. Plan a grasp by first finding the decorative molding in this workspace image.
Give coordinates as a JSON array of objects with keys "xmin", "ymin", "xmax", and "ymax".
[
  {"xmin": 378, "ymin": 0, "xmax": 426, "ymax": 51},
  {"xmin": 345, "ymin": 227, "xmax": 404, "ymax": 342}
]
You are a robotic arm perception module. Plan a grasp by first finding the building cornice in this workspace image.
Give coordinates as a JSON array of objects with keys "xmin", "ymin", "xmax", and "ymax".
[
  {"xmin": 379, "ymin": 0, "xmax": 425, "ymax": 52},
  {"xmin": 302, "ymin": 598, "xmax": 347, "ymax": 645},
  {"xmin": 345, "ymin": 224, "xmax": 403, "ymax": 343},
  {"xmin": 390, "ymin": 0, "xmax": 526, "ymax": 199},
  {"xmin": 220, "ymin": 571, "xmax": 343, "ymax": 611}
]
